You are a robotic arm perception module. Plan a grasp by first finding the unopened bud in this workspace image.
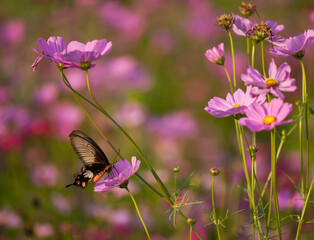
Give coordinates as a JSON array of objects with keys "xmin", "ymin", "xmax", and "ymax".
[
  {"xmin": 209, "ymin": 168, "xmax": 220, "ymax": 176},
  {"xmin": 187, "ymin": 218, "xmax": 197, "ymax": 225},
  {"xmin": 173, "ymin": 167, "xmax": 180, "ymax": 173}
]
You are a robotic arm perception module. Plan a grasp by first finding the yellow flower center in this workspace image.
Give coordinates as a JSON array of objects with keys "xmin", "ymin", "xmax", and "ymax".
[
  {"xmin": 265, "ymin": 78, "xmax": 278, "ymax": 87},
  {"xmin": 233, "ymin": 104, "xmax": 242, "ymax": 108},
  {"xmin": 263, "ymin": 116, "xmax": 276, "ymax": 125}
]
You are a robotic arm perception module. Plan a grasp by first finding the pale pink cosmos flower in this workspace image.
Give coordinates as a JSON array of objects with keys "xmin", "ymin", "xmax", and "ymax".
[
  {"xmin": 94, "ymin": 157, "xmax": 140, "ymax": 193},
  {"xmin": 0, "ymin": 207, "xmax": 21, "ymax": 229},
  {"xmin": 31, "ymin": 164, "xmax": 58, "ymax": 187},
  {"xmin": 238, "ymin": 98, "xmax": 293, "ymax": 131},
  {"xmin": 34, "ymin": 223, "xmax": 54, "ymax": 238},
  {"xmin": 269, "ymin": 29, "xmax": 314, "ymax": 59},
  {"xmin": 205, "ymin": 43, "xmax": 225, "ymax": 65},
  {"xmin": 60, "ymin": 39, "xmax": 112, "ymax": 69},
  {"xmin": 241, "ymin": 58, "xmax": 297, "ymax": 99},
  {"xmin": 205, "ymin": 86, "xmax": 266, "ymax": 118}
]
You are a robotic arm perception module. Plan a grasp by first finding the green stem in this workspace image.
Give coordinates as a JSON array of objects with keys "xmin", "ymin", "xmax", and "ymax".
[
  {"xmin": 295, "ymin": 178, "xmax": 314, "ymax": 240},
  {"xmin": 251, "ymin": 41, "xmax": 256, "ymax": 69},
  {"xmin": 190, "ymin": 225, "xmax": 192, "ymax": 240},
  {"xmin": 211, "ymin": 175, "xmax": 221, "ymax": 240},
  {"xmin": 271, "ymin": 129, "xmax": 282, "ymax": 239},
  {"xmin": 246, "ymin": 38, "xmax": 251, "ymax": 65},
  {"xmin": 127, "ymin": 188, "xmax": 151, "ymax": 240},
  {"xmin": 178, "ymin": 211, "xmax": 204, "ymax": 240},
  {"xmin": 298, "ymin": 103, "xmax": 304, "ymax": 197},
  {"xmin": 261, "ymin": 41, "xmax": 266, "ymax": 76},
  {"xmin": 223, "ymin": 65, "xmax": 233, "ymax": 94},
  {"xmin": 60, "ymin": 70, "xmax": 167, "ymax": 201},
  {"xmin": 300, "ymin": 60, "xmax": 309, "ymax": 192},
  {"xmin": 228, "ymin": 30, "xmax": 237, "ymax": 89},
  {"xmin": 84, "ymin": 71, "xmax": 172, "ymax": 202}
]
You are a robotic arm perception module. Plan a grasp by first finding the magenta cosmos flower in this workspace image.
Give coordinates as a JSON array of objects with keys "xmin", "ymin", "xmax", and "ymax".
[
  {"xmin": 205, "ymin": 43, "xmax": 225, "ymax": 65},
  {"xmin": 238, "ymin": 98, "xmax": 292, "ymax": 131},
  {"xmin": 269, "ymin": 29, "xmax": 314, "ymax": 59},
  {"xmin": 94, "ymin": 157, "xmax": 140, "ymax": 193},
  {"xmin": 32, "ymin": 36, "xmax": 70, "ymax": 71},
  {"xmin": 205, "ymin": 86, "xmax": 266, "ymax": 118},
  {"xmin": 60, "ymin": 39, "xmax": 112, "ymax": 70},
  {"xmin": 241, "ymin": 58, "xmax": 296, "ymax": 99},
  {"xmin": 232, "ymin": 15, "xmax": 285, "ymax": 45}
]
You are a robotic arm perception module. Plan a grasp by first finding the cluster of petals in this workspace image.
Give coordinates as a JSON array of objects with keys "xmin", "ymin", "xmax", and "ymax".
[
  {"xmin": 204, "ymin": 43, "xmax": 225, "ymax": 65},
  {"xmin": 32, "ymin": 36, "xmax": 112, "ymax": 71},
  {"xmin": 204, "ymin": 86, "xmax": 266, "ymax": 118},
  {"xmin": 238, "ymin": 98, "xmax": 292, "ymax": 131},
  {"xmin": 232, "ymin": 15, "xmax": 285, "ymax": 45},
  {"xmin": 269, "ymin": 29, "xmax": 314, "ymax": 58},
  {"xmin": 94, "ymin": 157, "xmax": 140, "ymax": 193},
  {"xmin": 241, "ymin": 58, "xmax": 297, "ymax": 99}
]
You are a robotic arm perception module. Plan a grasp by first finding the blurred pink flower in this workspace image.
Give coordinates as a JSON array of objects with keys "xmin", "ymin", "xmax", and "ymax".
[
  {"xmin": 0, "ymin": 207, "xmax": 21, "ymax": 229},
  {"xmin": 34, "ymin": 222, "xmax": 54, "ymax": 238},
  {"xmin": 310, "ymin": 10, "xmax": 314, "ymax": 23},
  {"xmin": 50, "ymin": 102, "xmax": 84, "ymax": 139},
  {"xmin": 33, "ymin": 83, "xmax": 59, "ymax": 105},
  {"xmin": 31, "ymin": 163, "xmax": 58, "ymax": 187},
  {"xmin": 147, "ymin": 111, "xmax": 198, "ymax": 138},
  {"xmin": 0, "ymin": 19, "xmax": 25, "ymax": 45},
  {"xmin": 99, "ymin": 2, "xmax": 146, "ymax": 41},
  {"xmin": 51, "ymin": 193, "xmax": 72, "ymax": 214},
  {"xmin": 0, "ymin": 106, "xmax": 31, "ymax": 151},
  {"xmin": 114, "ymin": 101, "xmax": 147, "ymax": 128},
  {"xmin": 0, "ymin": 87, "xmax": 9, "ymax": 104},
  {"xmin": 90, "ymin": 55, "xmax": 152, "ymax": 92},
  {"xmin": 278, "ymin": 190, "xmax": 303, "ymax": 211},
  {"xmin": 62, "ymin": 68, "xmax": 86, "ymax": 91},
  {"xmin": 150, "ymin": 29, "xmax": 175, "ymax": 54}
]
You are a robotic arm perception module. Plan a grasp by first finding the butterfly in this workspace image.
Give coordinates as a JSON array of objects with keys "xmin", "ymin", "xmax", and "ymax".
[{"xmin": 66, "ymin": 130, "xmax": 113, "ymax": 188}]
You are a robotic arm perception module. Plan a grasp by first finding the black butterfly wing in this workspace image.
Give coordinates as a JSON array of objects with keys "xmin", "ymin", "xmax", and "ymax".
[{"xmin": 69, "ymin": 130, "xmax": 110, "ymax": 166}]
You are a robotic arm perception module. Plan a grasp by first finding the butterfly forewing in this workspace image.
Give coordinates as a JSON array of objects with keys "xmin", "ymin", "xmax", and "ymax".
[{"xmin": 69, "ymin": 130, "xmax": 110, "ymax": 165}]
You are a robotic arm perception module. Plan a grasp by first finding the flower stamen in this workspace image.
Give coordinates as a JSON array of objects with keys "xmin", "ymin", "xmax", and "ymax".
[
  {"xmin": 263, "ymin": 115, "xmax": 276, "ymax": 125},
  {"xmin": 233, "ymin": 104, "xmax": 242, "ymax": 108},
  {"xmin": 265, "ymin": 78, "xmax": 278, "ymax": 87}
]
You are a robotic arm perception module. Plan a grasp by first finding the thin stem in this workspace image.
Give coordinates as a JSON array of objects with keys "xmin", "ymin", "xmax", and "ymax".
[
  {"xmin": 295, "ymin": 178, "xmax": 314, "ymax": 240},
  {"xmin": 251, "ymin": 41, "xmax": 256, "ymax": 69},
  {"xmin": 223, "ymin": 65, "xmax": 233, "ymax": 94},
  {"xmin": 127, "ymin": 188, "xmax": 151, "ymax": 240},
  {"xmin": 300, "ymin": 60, "xmax": 309, "ymax": 192},
  {"xmin": 246, "ymin": 38, "xmax": 251, "ymax": 65},
  {"xmin": 84, "ymin": 71, "xmax": 173, "ymax": 202},
  {"xmin": 211, "ymin": 175, "xmax": 221, "ymax": 240},
  {"xmin": 178, "ymin": 211, "xmax": 204, "ymax": 240},
  {"xmin": 190, "ymin": 225, "xmax": 192, "ymax": 240},
  {"xmin": 261, "ymin": 41, "xmax": 266, "ymax": 76},
  {"xmin": 298, "ymin": 103, "xmax": 304, "ymax": 197},
  {"xmin": 271, "ymin": 129, "xmax": 282, "ymax": 239},
  {"xmin": 228, "ymin": 30, "xmax": 237, "ymax": 89}
]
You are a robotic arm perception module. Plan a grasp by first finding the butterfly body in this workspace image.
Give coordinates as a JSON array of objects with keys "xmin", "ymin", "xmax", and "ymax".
[{"xmin": 66, "ymin": 130, "xmax": 113, "ymax": 188}]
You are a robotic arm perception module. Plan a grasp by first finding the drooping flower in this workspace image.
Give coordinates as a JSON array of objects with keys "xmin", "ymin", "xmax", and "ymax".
[
  {"xmin": 94, "ymin": 157, "xmax": 140, "ymax": 193},
  {"xmin": 238, "ymin": 98, "xmax": 292, "ymax": 131},
  {"xmin": 241, "ymin": 58, "xmax": 297, "ymax": 99},
  {"xmin": 60, "ymin": 39, "xmax": 112, "ymax": 70},
  {"xmin": 232, "ymin": 15, "xmax": 285, "ymax": 45},
  {"xmin": 204, "ymin": 86, "xmax": 266, "ymax": 118},
  {"xmin": 32, "ymin": 36, "xmax": 69, "ymax": 71},
  {"xmin": 269, "ymin": 29, "xmax": 314, "ymax": 59},
  {"xmin": 205, "ymin": 43, "xmax": 225, "ymax": 65}
]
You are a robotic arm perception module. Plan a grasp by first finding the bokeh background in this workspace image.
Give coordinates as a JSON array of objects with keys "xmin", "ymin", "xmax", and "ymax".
[{"xmin": 1, "ymin": 0, "xmax": 314, "ymax": 239}]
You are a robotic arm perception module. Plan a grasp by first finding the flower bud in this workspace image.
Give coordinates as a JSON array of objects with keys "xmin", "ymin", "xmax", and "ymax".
[
  {"xmin": 239, "ymin": 2, "xmax": 257, "ymax": 18},
  {"xmin": 173, "ymin": 167, "xmax": 180, "ymax": 173},
  {"xmin": 187, "ymin": 218, "xmax": 197, "ymax": 225},
  {"xmin": 209, "ymin": 168, "xmax": 220, "ymax": 176}
]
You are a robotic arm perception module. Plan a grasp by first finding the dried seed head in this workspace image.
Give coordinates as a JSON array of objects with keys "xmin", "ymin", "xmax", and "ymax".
[
  {"xmin": 217, "ymin": 14, "xmax": 235, "ymax": 30},
  {"xmin": 239, "ymin": 2, "xmax": 257, "ymax": 18}
]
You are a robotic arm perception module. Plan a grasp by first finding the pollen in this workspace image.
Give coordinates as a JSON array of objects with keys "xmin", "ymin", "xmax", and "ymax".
[
  {"xmin": 265, "ymin": 78, "xmax": 278, "ymax": 87},
  {"xmin": 263, "ymin": 115, "xmax": 276, "ymax": 125},
  {"xmin": 233, "ymin": 104, "xmax": 242, "ymax": 108}
]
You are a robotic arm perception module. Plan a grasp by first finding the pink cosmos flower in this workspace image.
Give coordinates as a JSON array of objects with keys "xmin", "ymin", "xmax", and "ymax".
[
  {"xmin": 204, "ymin": 43, "xmax": 225, "ymax": 65},
  {"xmin": 269, "ymin": 29, "xmax": 314, "ymax": 59},
  {"xmin": 94, "ymin": 157, "xmax": 140, "ymax": 193},
  {"xmin": 238, "ymin": 98, "xmax": 292, "ymax": 131},
  {"xmin": 232, "ymin": 15, "xmax": 285, "ymax": 45},
  {"xmin": 60, "ymin": 39, "xmax": 112, "ymax": 69},
  {"xmin": 241, "ymin": 58, "xmax": 296, "ymax": 99},
  {"xmin": 31, "ymin": 163, "xmax": 58, "ymax": 187},
  {"xmin": 32, "ymin": 36, "xmax": 69, "ymax": 71},
  {"xmin": 205, "ymin": 86, "xmax": 266, "ymax": 118}
]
